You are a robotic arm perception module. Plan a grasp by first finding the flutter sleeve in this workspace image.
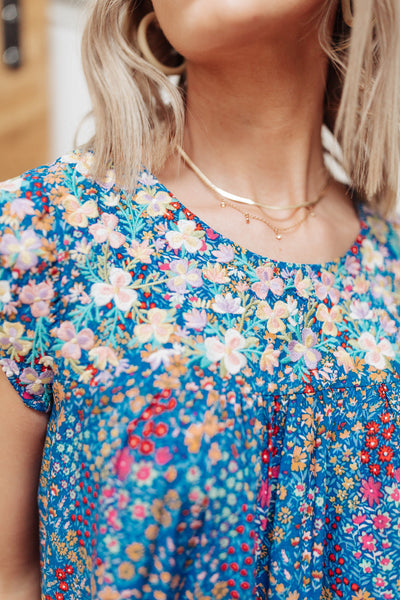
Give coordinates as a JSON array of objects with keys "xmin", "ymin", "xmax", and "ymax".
[{"xmin": 0, "ymin": 170, "xmax": 61, "ymax": 413}]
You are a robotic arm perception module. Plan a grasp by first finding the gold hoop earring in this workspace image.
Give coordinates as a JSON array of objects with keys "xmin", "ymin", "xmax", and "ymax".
[
  {"xmin": 136, "ymin": 11, "xmax": 186, "ymax": 76},
  {"xmin": 341, "ymin": 0, "xmax": 353, "ymax": 27}
]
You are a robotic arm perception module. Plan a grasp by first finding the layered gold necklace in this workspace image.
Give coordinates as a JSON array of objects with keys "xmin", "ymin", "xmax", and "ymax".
[{"xmin": 176, "ymin": 145, "xmax": 331, "ymax": 240}]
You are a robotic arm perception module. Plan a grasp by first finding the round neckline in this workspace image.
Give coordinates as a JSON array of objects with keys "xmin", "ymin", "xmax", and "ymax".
[{"xmin": 142, "ymin": 168, "xmax": 370, "ymax": 271}]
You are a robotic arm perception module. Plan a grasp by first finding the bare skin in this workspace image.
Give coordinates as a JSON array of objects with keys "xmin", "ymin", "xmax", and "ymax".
[
  {"xmin": 153, "ymin": 0, "xmax": 360, "ymax": 263},
  {"xmin": 0, "ymin": 370, "xmax": 48, "ymax": 598}
]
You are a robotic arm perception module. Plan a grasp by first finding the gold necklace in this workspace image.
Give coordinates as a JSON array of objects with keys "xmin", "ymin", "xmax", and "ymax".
[
  {"xmin": 176, "ymin": 145, "xmax": 332, "ymax": 240},
  {"xmin": 177, "ymin": 145, "xmax": 329, "ymax": 211}
]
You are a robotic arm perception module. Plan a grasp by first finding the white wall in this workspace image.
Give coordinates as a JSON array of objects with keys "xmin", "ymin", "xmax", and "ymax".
[{"xmin": 48, "ymin": 0, "xmax": 93, "ymax": 159}]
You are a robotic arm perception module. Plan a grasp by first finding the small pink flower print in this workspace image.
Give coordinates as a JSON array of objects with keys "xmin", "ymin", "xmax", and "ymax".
[
  {"xmin": 154, "ymin": 447, "xmax": 173, "ymax": 466},
  {"xmin": 20, "ymin": 281, "xmax": 55, "ymax": 317},
  {"xmin": 358, "ymin": 332, "xmax": 394, "ymax": 370},
  {"xmin": 258, "ymin": 478, "xmax": 271, "ymax": 508},
  {"xmin": 166, "ymin": 258, "xmax": 203, "ymax": 293},
  {"xmin": 89, "ymin": 213, "xmax": 126, "ymax": 248},
  {"xmin": 360, "ymin": 476, "xmax": 383, "ymax": 507},
  {"xmin": 91, "ymin": 268, "xmax": 138, "ymax": 312},
  {"xmin": 372, "ymin": 513, "xmax": 391, "ymax": 530},
  {"xmin": 114, "ymin": 447, "xmax": 134, "ymax": 481},
  {"xmin": 251, "ymin": 266, "xmax": 284, "ymax": 299},
  {"xmin": 288, "ymin": 328, "xmax": 322, "ymax": 370},
  {"xmin": 359, "ymin": 533, "xmax": 377, "ymax": 552},
  {"xmin": 57, "ymin": 321, "xmax": 95, "ymax": 360},
  {"xmin": 352, "ymin": 513, "xmax": 367, "ymax": 525},
  {"xmin": 204, "ymin": 328, "xmax": 247, "ymax": 375},
  {"xmin": 0, "ymin": 230, "xmax": 42, "ymax": 271},
  {"xmin": 20, "ymin": 367, "xmax": 53, "ymax": 395}
]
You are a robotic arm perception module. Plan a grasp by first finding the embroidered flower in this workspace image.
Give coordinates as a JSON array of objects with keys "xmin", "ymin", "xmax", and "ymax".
[
  {"xmin": 19, "ymin": 281, "xmax": 54, "ymax": 317},
  {"xmin": 89, "ymin": 213, "xmax": 126, "ymax": 248},
  {"xmin": 358, "ymin": 332, "xmax": 394, "ymax": 370},
  {"xmin": 56, "ymin": 321, "xmax": 95, "ymax": 360},
  {"xmin": 288, "ymin": 328, "xmax": 322, "ymax": 370},
  {"xmin": 204, "ymin": 328, "xmax": 247, "ymax": 375},
  {"xmin": 251, "ymin": 265, "xmax": 284, "ymax": 299},
  {"xmin": 91, "ymin": 268, "xmax": 138, "ymax": 312},
  {"xmin": 166, "ymin": 258, "xmax": 203, "ymax": 293}
]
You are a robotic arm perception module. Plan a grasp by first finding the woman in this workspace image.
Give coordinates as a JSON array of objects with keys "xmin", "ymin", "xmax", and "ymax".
[{"xmin": 1, "ymin": 0, "xmax": 400, "ymax": 598}]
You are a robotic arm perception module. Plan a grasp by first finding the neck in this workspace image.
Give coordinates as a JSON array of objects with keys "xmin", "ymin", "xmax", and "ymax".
[{"xmin": 182, "ymin": 30, "xmax": 331, "ymax": 208}]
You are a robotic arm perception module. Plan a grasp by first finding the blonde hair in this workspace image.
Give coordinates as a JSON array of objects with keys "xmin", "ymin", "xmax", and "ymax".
[{"xmin": 81, "ymin": 0, "xmax": 400, "ymax": 214}]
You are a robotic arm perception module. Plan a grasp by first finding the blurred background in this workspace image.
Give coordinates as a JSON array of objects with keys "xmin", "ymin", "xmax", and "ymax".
[{"xmin": 0, "ymin": 0, "xmax": 92, "ymax": 181}]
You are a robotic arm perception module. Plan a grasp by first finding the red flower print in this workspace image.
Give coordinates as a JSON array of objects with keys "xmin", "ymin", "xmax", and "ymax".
[
  {"xmin": 382, "ymin": 425, "xmax": 395, "ymax": 440},
  {"xmin": 65, "ymin": 565, "xmax": 74, "ymax": 575},
  {"xmin": 378, "ymin": 445, "xmax": 394, "ymax": 462},
  {"xmin": 365, "ymin": 421, "xmax": 379, "ymax": 434},
  {"xmin": 55, "ymin": 569, "xmax": 66, "ymax": 581},
  {"xmin": 365, "ymin": 436, "xmax": 379, "ymax": 450},
  {"xmin": 360, "ymin": 450, "xmax": 370, "ymax": 464},
  {"xmin": 140, "ymin": 440, "xmax": 155, "ymax": 455},
  {"xmin": 369, "ymin": 463, "xmax": 381, "ymax": 476},
  {"xmin": 380, "ymin": 412, "xmax": 391, "ymax": 423},
  {"xmin": 360, "ymin": 477, "xmax": 383, "ymax": 507}
]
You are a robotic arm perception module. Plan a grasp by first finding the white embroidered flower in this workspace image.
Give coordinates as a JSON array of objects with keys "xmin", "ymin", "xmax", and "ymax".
[
  {"xmin": 358, "ymin": 332, "xmax": 394, "ymax": 370},
  {"xmin": 165, "ymin": 220, "xmax": 203, "ymax": 253},
  {"xmin": 91, "ymin": 268, "xmax": 137, "ymax": 312},
  {"xmin": 204, "ymin": 328, "xmax": 247, "ymax": 374}
]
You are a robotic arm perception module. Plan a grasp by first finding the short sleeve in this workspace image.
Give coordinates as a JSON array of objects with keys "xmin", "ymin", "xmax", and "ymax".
[{"xmin": 0, "ymin": 171, "xmax": 61, "ymax": 413}]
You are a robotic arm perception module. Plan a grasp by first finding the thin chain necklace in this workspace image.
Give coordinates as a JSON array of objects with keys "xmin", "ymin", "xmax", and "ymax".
[
  {"xmin": 177, "ymin": 145, "xmax": 329, "ymax": 211},
  {"xmin": 176, "ymin": 145, "xmax": 332, "ymax": 240}
]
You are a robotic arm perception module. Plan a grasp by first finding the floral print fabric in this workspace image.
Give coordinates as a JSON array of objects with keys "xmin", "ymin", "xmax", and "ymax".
[{"xmin": 1, "ymin": 151, "xmax": 400, "ymax": 600}]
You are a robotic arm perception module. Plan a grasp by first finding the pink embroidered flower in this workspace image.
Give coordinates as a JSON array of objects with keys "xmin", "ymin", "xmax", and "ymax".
[
  {"xmin": 204, "ymin": 328, "xmax": 247, "ymax": 375},
  {"xmin": 91, "ymin": 268, "xmax": 138, "ymax": 312},
  {"xmin": 89, "ymin": 213, "xmax": 126, "ymax": 248},
  {"xmin": 251, "ymin": 266, "xmax": 284, "ymax": 299},
  {"xmin": 57, "ymin": 321, "xmax": 95, "ymax": 360},
  {"xmin": 20, "ymin": 281, "xmax": 54, "ymax": 317}
]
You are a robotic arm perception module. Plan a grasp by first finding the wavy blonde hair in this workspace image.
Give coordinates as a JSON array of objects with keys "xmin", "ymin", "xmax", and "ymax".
[{"xmin": 81, "ymin": 0, "xmax": 400, "ymax": 214}]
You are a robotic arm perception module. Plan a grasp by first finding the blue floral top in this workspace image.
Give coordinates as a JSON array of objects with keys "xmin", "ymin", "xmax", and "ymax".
[{"xmin": 1, "ymin": 151, "xmax": 400, "ymax": 600}]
